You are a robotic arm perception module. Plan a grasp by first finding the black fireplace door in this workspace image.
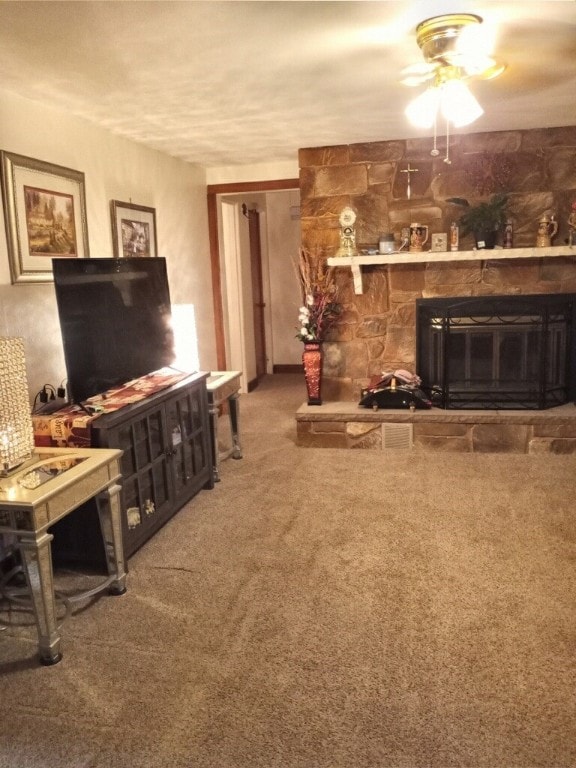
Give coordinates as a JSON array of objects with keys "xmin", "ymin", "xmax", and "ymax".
[{"xmin": 416, "ymin": 293, "xmax": 576, "ymax": 410}]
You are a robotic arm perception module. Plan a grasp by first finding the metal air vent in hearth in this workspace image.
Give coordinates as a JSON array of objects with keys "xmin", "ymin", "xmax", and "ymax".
[{"xmin": 382, "ymin": 423, "xmax": 413, "ymax": 450}]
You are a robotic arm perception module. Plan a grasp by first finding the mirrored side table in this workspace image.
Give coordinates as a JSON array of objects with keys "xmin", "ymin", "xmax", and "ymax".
[
  {"xmin": 0, "ymin": 447, "xmax": 127, "ymax": 665},
  {"xmin": 206, "ymin": 371, "xmax": 243, "ymax": 482}
]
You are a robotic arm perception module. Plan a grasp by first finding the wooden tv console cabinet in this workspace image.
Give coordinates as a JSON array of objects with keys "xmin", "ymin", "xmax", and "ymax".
[{"xmin": 36, "ymin": 372, "xmax": 214, "ymax": 565}]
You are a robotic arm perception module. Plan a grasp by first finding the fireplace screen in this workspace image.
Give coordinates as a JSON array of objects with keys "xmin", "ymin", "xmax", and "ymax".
[{"xmin": 416, "ymin": 294, "xmax": 576, "ymax": 409}]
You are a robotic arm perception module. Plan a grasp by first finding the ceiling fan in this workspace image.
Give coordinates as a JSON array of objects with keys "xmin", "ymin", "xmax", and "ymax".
[
  {"xmin": 401, "ymin": 13, "xmax": 506, "ymax": 161},
  {"xmin": 401, "ymin": 13, "xmax": 505, "ymax": 89}
]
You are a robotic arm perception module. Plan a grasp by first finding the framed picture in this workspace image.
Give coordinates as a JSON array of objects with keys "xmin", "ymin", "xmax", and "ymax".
[
  {"xmin": 0, "ymin": 151, "xmax": 89, "ymax": 284},
  {"xmin": 110, "ymin": 200, "xmax": 157, "ymax": 258},
  {"xmin": 431, "ymin": 233, "xmax": 448, "ymax": 252}
]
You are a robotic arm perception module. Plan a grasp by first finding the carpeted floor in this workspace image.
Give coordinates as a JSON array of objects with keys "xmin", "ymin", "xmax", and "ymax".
[{"xmin": 1, "ymin": 374, "xmax": 575, "ymax": 768}]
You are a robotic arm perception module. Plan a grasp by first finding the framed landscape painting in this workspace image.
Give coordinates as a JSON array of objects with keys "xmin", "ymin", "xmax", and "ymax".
[
  {"xmin": 110, "ymin": 200, "xmax": 157, "ymax": 258},
  {"xmin": 0, "ymin": 151, "xmax": 89, "ymax": 283}
]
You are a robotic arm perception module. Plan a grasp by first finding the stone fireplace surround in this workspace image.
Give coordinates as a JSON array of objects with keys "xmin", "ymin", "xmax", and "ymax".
[{"xmin": 295, "ymin": 125, "xmax": 576, "ymax": 453}]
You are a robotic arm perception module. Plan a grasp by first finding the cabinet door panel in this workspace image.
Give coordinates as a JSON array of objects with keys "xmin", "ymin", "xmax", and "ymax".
[
  {"xmin": 123, "ymin": 476, "xmax": 143, "ymax": 530},
  {"xmin": 172, "ymin": 441, "xmax": 193, "ymax": 486},
  {"xmin": 167, "ymin": 387, "xmax": 211, "ymax": 505},
  {"xmin": 193, "ymin": 435, "xmax": 208, "ymax": 474},
  {"xmin": 86, "ymin": 376, "xmax": 212, "ymax": 560},
  {"xmin": 105, "ymin": 406, "xmax": 171, "ymax": 549},
  {"xmin": 133, "ymin": 412, "xmax": 164, "ymax": 466},
  {"xmin": 132, "ymin": 420, "xmax": 149, "ymax": 466},
  {"xmin": 147, "ymin": 412, "xmax": 165, "ymax": 458},
  {"xmin": 189, "ymin": 389, "xmax": 203, "ymax": 432},
  {"xmin": 138, "ymin": 468, "xmax": 158, "ymax": 521},
  {"xmin": 151, "ymin": 462, "xmax": 170, "ymax": 509}
]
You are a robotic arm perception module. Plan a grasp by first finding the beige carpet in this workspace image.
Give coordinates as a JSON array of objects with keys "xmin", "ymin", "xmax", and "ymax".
[{"xmin": 1, "ymin": 374, "xmax": 575, "ymax": 768}]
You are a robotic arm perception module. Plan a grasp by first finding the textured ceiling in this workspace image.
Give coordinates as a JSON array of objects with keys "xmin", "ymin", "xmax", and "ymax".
[{"xmin": 0, "ymin": 1, "xmax": 575, "ymax": 168}]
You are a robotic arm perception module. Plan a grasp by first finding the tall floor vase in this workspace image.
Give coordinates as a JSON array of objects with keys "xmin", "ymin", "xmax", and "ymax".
[{"xmin": 302, "ymin": 341, "xmax": 323, "ymax": 406}]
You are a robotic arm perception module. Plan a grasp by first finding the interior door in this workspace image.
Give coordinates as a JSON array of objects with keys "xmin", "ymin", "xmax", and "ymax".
[{"xmin": 248, "ymin": 208, "xmax": 267, "ymax": 380}]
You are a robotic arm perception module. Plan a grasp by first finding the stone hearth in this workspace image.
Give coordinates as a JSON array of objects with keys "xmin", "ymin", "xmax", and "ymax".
[{"xmin": 296, "ymin": 402, "xmax": 576, "ymax": 454}]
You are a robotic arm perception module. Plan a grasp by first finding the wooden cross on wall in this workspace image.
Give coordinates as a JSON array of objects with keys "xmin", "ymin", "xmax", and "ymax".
[{"xmin": 400, "ymin": 163, "xmax": 419, "ymax": 200}]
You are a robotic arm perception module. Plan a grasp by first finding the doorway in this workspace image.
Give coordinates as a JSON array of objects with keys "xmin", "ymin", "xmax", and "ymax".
[{"xmin": 207, "ymin": 179, "xmax": 299, "ymax": 391}]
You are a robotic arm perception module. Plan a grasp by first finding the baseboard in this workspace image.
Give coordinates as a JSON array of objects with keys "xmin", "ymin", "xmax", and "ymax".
[{"xmin": 273, "ymin": 365, "xmax": 302, "ymax": 374}]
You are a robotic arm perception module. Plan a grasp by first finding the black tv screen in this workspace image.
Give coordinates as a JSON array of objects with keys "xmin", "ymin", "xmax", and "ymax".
[{"xmin": 52, "ymin": 257, "xmax": 175, "ymax": 404}]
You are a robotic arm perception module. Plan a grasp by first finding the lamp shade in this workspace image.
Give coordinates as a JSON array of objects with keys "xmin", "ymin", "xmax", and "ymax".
[
  {"xmin": 0, "ymin": 337, "xmax": 34, "ymax": 475},
  {"xmin": 405, "ymin": 87, "xmax": 440, "ymax": 129},
  {"xmin": 406, "ymin": 77, "xmax": 483, "ymax": 130},
  {"xmin": 440, "ymin": 78, "xmax": 484, "ymax": 126},
  {"xmin": 171, "ymin": 304, "xmax": 200, "ymax": 374}
]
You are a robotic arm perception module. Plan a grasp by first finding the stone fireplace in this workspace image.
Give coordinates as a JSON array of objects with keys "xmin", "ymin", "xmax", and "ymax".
[
  {"xmin": 298, "ymin": 125, "xmax": 576, "ymax": 397},
  {"xmin": 295, "ymin": 126, "xmax": 576, "ymax": 453}
]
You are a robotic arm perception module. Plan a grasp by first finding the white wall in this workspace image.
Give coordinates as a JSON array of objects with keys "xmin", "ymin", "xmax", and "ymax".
[
  {"xmin": 206, "ymin": 160, "xmax": 298, "ymax": 186},
  {"xmin": 0, "ymin": 89, "xmax": 217, "ymax": 401},
  {"xmin": 265, "ymin": 190, "xmax": 302, "ymax": 365}
]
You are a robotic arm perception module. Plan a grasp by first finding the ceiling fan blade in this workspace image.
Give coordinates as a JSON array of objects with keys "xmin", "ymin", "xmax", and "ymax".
[
  {"xmin": 399, "ymin": 62, "xmax": 437, "ymax": 86},
  {"xmin": 455, "ymin": 53, "xmax": 505, "ymax": 79},
  {"xmin": 471, "ymin": 61, "xmax": 506, "ymax": 80}
]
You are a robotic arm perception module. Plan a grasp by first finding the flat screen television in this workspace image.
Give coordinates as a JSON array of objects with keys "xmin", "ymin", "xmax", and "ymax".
[{"xmin": 52, "ymin": 257, "xmax": 175, "ymax": 404}]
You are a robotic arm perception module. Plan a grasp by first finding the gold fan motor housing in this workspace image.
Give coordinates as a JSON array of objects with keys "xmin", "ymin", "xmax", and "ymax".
[{"xmin": 416, "ymin": 13, "xmax": 482, "ymax": 64}]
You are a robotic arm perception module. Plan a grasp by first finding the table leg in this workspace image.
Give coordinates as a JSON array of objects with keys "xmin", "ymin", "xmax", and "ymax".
[
  {"xmin": 96, "ymin": 483, "xmax": 127, "ymax": 596},
  {"xmin": 18, "ymin": 532, "xmax": 62, "ymax": 665},
  {"xmin": 228, "ymin": 393, "xmax": 243, "ymax": 459},
  {"xmin": 209, "ymin": 402, "xmax": 221, "ymax": 482}
]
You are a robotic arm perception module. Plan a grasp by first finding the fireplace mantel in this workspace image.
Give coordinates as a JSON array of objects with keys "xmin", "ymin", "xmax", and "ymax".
[{"xmin": 327, "ymin": 245, "xmax": 576, "ymax": 294}]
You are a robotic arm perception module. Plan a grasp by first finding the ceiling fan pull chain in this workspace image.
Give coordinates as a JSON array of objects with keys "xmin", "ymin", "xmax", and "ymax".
[
  {"xmin": 444, "ymin": 117, "xmax": 451, "ymax": 164},
  {"xmin": 430, "ymin": 111, "xmax": 439, "ymax": 157}
]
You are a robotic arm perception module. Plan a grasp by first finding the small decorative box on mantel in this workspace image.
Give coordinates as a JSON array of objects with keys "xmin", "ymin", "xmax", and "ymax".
[{"xmin": 431, "ymin": 233, "xmax": 448, "ymax": 252}]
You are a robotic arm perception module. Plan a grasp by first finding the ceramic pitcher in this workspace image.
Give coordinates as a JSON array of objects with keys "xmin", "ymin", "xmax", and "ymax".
[
  {"xmin": 409, "ymin": 223, "xmax": 429, "ymax": 252},
  {"xmin": 535, "ymin": 215, "xmax": 558, "ymax": 248}
]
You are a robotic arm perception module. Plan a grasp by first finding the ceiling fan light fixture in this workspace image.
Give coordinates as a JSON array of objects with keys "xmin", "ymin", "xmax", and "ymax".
[
  {"xmin": 404, "ymin": 12, "xmax": 501, "ymax": 162},
  {"xmin": 405, "ymin": 87, "xmax": 440, "ymax": 129},
  {"xmin": 440, "ymin": 78, "xmax": 484, "ymax": 127},
  {"xmin": 406, "ymin": 65, "xmax": 483, "ymax": 130},
  {"xmin": 416, "ymin": 13, "xmax": 483, "ymax": 65}
]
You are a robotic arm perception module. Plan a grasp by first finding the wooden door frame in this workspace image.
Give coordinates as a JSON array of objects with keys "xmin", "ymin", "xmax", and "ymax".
[
  {"xmin": 247, "ymin": 207, "xmax": 267, "ymax": 380},
  {"xmin": 207, "ymin": 178, "xmax": 299, "ymax": 371}
]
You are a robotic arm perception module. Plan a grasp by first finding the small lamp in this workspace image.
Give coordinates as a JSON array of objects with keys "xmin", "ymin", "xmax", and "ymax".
[
  {"xmin": 170, "ymin": 304, "xmax": 200, "ymax": 374},
  {"xmin": 0, "ymin": 337, "xmax": 35, "ymax": 475}
]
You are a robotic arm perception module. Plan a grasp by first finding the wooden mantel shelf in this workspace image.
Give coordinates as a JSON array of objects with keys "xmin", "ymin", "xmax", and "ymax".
[{"xmin": 327, "ymin": 245, "xmax": 576, "ymax": 294}]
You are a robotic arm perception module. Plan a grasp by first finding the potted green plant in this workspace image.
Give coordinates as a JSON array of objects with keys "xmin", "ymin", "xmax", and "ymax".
[{"xmin": 447, "ymin": 193, "xmax": 509, "ymax": 249}]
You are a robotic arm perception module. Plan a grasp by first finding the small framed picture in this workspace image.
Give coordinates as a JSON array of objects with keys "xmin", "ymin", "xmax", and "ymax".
[
  {"xmin": 431, "ymin": 233, "xmax": 448, "ymax": 252},
  {"xmin": 1, "ymin": 151, "xmax": 89, "ymax": 283},
  {"xmin": 110, "ymin": 200, "xmax": 157, "ymax": 258}
]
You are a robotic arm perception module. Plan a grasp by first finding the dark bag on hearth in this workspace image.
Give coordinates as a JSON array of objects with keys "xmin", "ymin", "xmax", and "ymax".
[{"xmin": 359, "ymin": 369, "xmax": 432, "ymax": 410}]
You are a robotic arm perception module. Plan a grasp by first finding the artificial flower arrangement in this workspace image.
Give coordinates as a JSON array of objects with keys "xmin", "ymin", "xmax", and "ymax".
[{"xmin": 295, "ymin": 246, "xmax": 341, "ymax": 342}]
